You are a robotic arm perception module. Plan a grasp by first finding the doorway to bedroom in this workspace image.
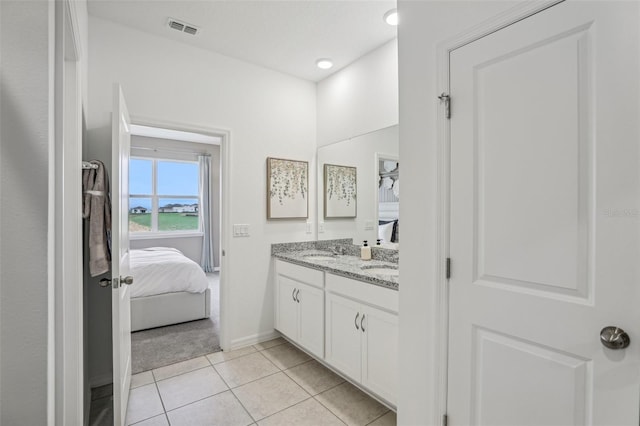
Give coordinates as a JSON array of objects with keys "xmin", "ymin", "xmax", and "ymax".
[{"xmin": 126, "ymin": 123, "xmax": 225, "ymax": 374}]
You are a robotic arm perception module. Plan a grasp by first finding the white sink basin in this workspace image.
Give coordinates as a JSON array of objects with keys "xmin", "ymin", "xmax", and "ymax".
[{"xmin": 303, "ymin": 254, "xmax": 337, "ymax": 261}]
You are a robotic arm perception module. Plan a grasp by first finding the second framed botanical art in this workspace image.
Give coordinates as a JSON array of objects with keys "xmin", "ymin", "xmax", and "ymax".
[
  {"xmin": 324, "ymin": 164, "xmax": 357, "ymax": 218},
  {"xmin": 267, "ymin": 157, "xmax": 309, "ymax": 219}
]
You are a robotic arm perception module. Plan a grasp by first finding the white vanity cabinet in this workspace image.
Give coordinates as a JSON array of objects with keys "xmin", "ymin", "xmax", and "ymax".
[
  {"xmin": 325, "ymin": 273, "xmax": 398, "ymax": 406},
  {"xmin": 274, "ymin": 260, "xmax": 324, "ymax": 358}
]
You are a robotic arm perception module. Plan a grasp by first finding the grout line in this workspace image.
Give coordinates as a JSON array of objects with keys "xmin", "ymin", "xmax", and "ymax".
[
  {"xmin": 206, "ymin": 346, "xmax": 259, "ymax": 366},
  {"xmin": 247, "ymin": 394, "xmax": 314, "ymax": 424},
  {"xmin": 129, "ymin": 413, "xmax": 168, "ymax": 426},
  {"xmin": 153, "ymin": 378, "xmax": 169, "ymax": 422},
  {"xmin": 154, "ymin": 364, "xmax": 214, "ymax": 384},
  {"xmin": 162, "ymin": 388, "xmax": 233, "ymax": 415},
  {"xmin": 228, "ymin": 387, "xmax": 260, "ymax": 423},
  {"xmin": 364, "ymin": 409, "xmax": 392, "ymax": 426}
]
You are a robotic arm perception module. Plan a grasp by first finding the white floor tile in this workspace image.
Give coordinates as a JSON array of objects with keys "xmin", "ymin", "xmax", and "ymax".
[
  {"xmin": 125, "ymin": 384, "xmax": 164, "ymax": 425},
  {"xmin": 214, "ymin": 352, "xmax": 279, "ymax": 388},
  {"xmin": 257, "ymin": 398, "xmax": 345, "ymax": 426},
  {"xmin": 207, "ymin": 345, "xmax": 257, "ymax": 365},
  {"xmin": 152, "ymin": 356, "xmax": 210, "ymax": 381},
  {"xmin": 167, "ymin": 390, "xmax": 253, "ymax": 426},
  {"xmin": 131, "ymin": 371, "xmax": 154, "ymax": 389},
  {"xmin": 233, "ymin": 372, "xmax": 310, "ymax": 421},
  {"xmin": 130, "ymin": 414, "xmax": 169, "ymax": 426},
  {"xmin": 156, "ymin": 366, "xmax": 228, "ymax": 411},
  {"xmin": 367, "ymin": 411, "xmax": 396, "ymax": 426},
  {"xmin": 261, "ymin": 343, "xmax": 312, "ymax": 370},
  {"xmin": 283, "ymin": 360, "xmax": 344, "ymax": 396},
  {"xmin": 253, "ymin": 337, "xmax": 287, "ymax": 351},
  {"xmin": 315, "ymin": 382, "xmax": 388, "ymax": 426}
]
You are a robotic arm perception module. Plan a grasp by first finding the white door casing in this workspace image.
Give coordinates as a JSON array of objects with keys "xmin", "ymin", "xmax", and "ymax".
[
  {"xmin": 112, "ymin": 84, "xmax": 133, "ymax": 426},
  {"xmin": 447, "ymin": 1, "xmax": 639, "ymax": 425}
]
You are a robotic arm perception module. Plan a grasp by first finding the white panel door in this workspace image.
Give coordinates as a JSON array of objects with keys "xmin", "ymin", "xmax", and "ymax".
[
  {"xmin": 297, "ymin": 281, "xmax": 325, "ymax": 358},
  {"xmin": 276, "ymin": 275, "xmax": 299, "ymax": 340},
  {"xmin": 448, "ymin": 2, "xmax": 640, "ymax": 425},
  {"xmin": 325, "ymin": 293, "xmax": 362, "ymax": 381},
  {"xmin": 112, "ymin": 84, "xmax": 133, "ymax": 426},
  {"xmin": 361, "ymin": 305, "xmax": 398, "ymax": 405}
]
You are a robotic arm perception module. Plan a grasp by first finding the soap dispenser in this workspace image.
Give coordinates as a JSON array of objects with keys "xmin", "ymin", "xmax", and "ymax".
[{"xmin": 361, "ymin": 240, "xmax": 372, "ymax": 260}]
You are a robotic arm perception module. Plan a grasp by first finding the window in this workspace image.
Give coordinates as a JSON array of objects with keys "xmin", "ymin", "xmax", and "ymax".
[{"xmin": 129, "ymin": 157, "xmax": 200, "ymax": 233}]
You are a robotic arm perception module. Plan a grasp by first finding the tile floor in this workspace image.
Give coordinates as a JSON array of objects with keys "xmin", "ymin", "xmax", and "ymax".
[{"xmin": 120, "ymin": 337, "xmax": 396, "ymax": 426}]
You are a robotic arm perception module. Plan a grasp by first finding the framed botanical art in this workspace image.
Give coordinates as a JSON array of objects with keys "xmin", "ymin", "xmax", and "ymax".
[
  {"xmin": 267, "ymin": 157, "xmax": 309, "ymax": 219},
  {"xmin": 324, "ymin": 163, "xmax": 357, "ymax": 218}
]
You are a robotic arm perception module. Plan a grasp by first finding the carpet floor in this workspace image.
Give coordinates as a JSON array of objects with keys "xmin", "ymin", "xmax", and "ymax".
[
  {"xmin": 131, "ymin": 273, "xmax": 221, "ymax": 373},
  {"xmin": 131, "ymin": 317, "xmax": 221, "ymax": 374}
]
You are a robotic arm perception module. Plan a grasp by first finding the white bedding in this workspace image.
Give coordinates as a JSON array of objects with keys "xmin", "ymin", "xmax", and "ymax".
[{"xmin": 129, "ymin": 247, "xmax": 209, "ymax": 298}]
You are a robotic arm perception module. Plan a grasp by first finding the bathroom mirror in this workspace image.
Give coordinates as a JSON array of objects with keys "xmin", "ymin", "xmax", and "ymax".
[{"xmin": 317, "ymin": 125, "xmax": 399, "ymax": 246}]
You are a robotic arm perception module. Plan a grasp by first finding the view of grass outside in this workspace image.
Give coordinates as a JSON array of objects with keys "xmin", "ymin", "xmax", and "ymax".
[{"xmin": 129, "ymin": 213, "xmax": 199, "ymax": 232}]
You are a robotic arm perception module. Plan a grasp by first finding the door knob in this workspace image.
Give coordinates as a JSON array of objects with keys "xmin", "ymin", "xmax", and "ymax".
[
  {"xmin": 600, "ymin": 326, "xmax": 630, "ymax": 349},
  {"xmin": 120, "ymin": 276, "xmax": 134, "ymax": 285},
  {"xmin": 99, "ymin": 278, "xmax": 111, "ymax": 288}
]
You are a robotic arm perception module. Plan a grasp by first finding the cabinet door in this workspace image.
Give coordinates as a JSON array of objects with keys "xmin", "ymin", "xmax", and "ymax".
[
  {"xmin": 361, "ymin": 305, "xmax": 398, "ymax": 405},
  {"xmin": 276, "ymin": 275, "xmax": 298, "ymax": 341},
  {"xmin": 325, "ymin": 292, "xmax": 362, "ymax": 381},
  {"xmin": 297, "ymin": 282, "xmax": 324, "ymax": 359}
]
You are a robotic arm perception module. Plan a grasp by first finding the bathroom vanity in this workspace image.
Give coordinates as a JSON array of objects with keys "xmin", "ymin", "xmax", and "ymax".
[{"xmin": 272, "ymin": 242, "xmax": 398, "ymax": 407}]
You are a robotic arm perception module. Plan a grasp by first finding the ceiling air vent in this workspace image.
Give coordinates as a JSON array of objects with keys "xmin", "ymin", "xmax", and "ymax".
[{"xmin": 167, "ymin": 18, "xmax": 199, "ymax": 36}]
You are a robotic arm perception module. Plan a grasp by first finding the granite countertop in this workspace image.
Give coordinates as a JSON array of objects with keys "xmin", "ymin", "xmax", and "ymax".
[{"xmin": 274, "ymin": 249, "xmax": 399, "ymax": 290}]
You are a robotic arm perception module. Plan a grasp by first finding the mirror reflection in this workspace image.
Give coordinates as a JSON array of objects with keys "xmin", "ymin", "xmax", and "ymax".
[{"xmin": 317, "ymin": 125, "xmax": 399, "ymax": 247}]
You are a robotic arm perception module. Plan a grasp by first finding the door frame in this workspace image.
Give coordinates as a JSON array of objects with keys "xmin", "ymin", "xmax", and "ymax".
[
  {"xmin": 53, "ymin": 0, "xmax": 84, "ymax": 424},
  {"xmin": 127, "ymin": 115, "xmax": 232, "ymax": 350},
  {"xmin": 433, "ymin": 0, "xmax": 564, "ymax": 423}
]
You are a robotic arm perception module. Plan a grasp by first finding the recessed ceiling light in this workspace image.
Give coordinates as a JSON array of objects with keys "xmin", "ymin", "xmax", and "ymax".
[
  {"xmin": 384, "ymin": 9, "xmax": 398, "ymax": 26},
  {"xmin": 316, "ymin": 58, "xmax": 333, "ymax": 70}
]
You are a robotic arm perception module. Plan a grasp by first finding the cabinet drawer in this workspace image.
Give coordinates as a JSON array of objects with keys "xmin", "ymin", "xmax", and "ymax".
[
  {"xmin": 276, "ymin": 259, "xmax": 324, "ymax": 288},
  {"xmin": 325, "ymin": 273, "xmax": 398, "ymax": 313}
]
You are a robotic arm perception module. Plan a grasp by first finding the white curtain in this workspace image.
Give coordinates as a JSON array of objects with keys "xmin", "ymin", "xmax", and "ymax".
[{"xmin": 199, "ymin": 155, "xmax": 215, "ymax": 272}]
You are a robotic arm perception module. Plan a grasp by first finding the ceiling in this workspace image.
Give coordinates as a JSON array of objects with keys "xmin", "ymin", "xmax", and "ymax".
[{"xmin": 87, "ymin": 0, "xmax": 398, "ymax": 82}]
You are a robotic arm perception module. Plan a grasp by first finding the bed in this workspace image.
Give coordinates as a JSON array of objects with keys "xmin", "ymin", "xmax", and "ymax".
[
  {"xmin": 378, "ymin": 201, "xmax": 399, "ymax": 249},
  {"xmin": 129, "ymin": 247, "xmax": 211, "ymax": 332}
]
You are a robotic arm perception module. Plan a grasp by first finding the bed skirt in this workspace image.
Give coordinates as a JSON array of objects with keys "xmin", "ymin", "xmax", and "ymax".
[{"xmin": 131, "ymin": 288, "xmax": 211, "ymax": 332}]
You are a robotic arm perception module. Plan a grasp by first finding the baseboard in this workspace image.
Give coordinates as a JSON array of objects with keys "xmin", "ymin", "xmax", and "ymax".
[
  {"xmin": 88, "ymin": 372, "xmax": 113, "ymax": 389},
  {"xmin": 229, "ymin": 329, "xmax": 281, "ymax": 351}
]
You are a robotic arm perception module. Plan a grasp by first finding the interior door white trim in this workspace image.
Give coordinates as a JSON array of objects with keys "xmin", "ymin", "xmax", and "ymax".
[
  {"xmin": 53, "ymin": 0, "xmax": 83, "ymax": 424},
  {"xmin": 127, "ymin": 115, "xmax": 232, "ymax": 350},
  {"xmin": 433, "ymin": 1, "xmax": 565, "ymax": 423}
]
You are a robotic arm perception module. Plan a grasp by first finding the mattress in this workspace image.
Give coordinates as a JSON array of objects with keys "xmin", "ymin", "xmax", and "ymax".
[{"xmin": 129, "ymin": 247, "xmax": 209, "ymax": 298}]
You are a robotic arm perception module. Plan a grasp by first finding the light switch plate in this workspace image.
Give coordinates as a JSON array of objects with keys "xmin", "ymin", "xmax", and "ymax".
[
  {"xmin": 233, "ymin": 224, "xmax": 250, "ymax": 237},
  {"xmin": 306, "ymin": 222, "xmax": 312, "ymax": 234},
  {"xmin": 364, "ymin": 220, "xmax": 374, "ymax": 230}
]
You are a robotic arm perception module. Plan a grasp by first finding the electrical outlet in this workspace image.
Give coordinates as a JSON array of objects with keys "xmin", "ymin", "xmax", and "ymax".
[
  {"xmin": 318, "ymin": 222, "xmax": 325, "ymax": 233},
  {"xmin": 306, "ymin": 222, "xmax": 313, "ymax": 234}
]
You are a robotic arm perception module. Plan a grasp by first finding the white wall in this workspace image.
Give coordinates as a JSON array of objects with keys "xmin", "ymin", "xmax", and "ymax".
[
  {"xmin": 397, "ymin": 1, "xmax": 521, "ymax": 424},
  {"xmin": 85, "ymin": 16, "xmax": 317, "ymax": 385},
  {"xmin": 0, "ymin": 1, "xmax": 54, "ymax": 424},
  {"xmin": 317, "ymin": 39, "xmax": 398, "ymax": 146}
]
